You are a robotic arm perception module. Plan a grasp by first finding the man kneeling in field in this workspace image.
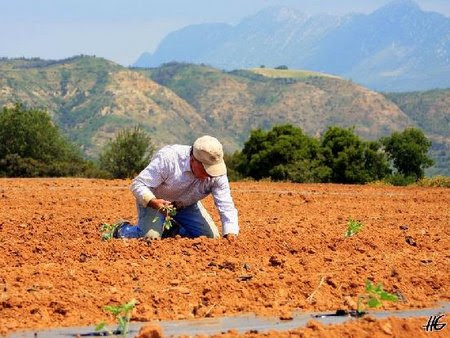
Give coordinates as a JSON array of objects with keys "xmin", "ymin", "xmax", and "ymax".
[{"xmin": 113, "ymin": 135, "xmax": 239, "ymax": 240}]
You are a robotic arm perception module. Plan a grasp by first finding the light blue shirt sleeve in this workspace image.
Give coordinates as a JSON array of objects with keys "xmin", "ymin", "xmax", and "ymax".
[
  {"xmin": 211, "ymin": 175, "xmax": 239, "ymax": 235},
  {"xmin": 130, "ymin": 149, "xmax": 171, "ymax": 207}
]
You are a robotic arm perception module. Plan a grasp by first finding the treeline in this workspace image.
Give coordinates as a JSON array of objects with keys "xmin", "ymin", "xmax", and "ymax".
[
  {"xmin": 0, "ymin": 104, "xmax": 152, "ymax": 179},
  {"xmin": 226, "ymin": 124, "xmax": 435, "ymax": 185},
  {"xmin": 0, "ymin": 55, "xmax": 95, "ymax": 69},
  {"xmin": 0, "ymin": 104, "xmax": 441, "ymax": 186}
]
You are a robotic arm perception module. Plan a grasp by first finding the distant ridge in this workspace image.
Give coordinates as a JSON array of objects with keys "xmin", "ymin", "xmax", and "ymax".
[{"xmin": 134, "ymin": 0, "xmax": 450, "ymax": 92}]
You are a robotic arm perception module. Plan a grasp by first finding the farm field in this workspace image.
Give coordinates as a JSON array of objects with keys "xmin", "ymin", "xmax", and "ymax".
[{"xmin": 0, "ymin": 178, "xmax": 449, "ymax": 336}]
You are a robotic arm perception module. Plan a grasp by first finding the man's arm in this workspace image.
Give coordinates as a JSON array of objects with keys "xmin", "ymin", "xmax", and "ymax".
[
  {"xmin": 130, "ymin": 149, "xmax": 170, "ymax": 208},
  {"xmin": 211, "ymin": 175, "xmax": 239, "ymax": 236}
]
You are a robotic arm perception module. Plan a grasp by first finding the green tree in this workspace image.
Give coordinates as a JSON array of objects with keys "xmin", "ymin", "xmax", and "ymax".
[
  {"xmin": 238, "ymin": 124, "xmax": 330, "ymax": 182},
  {"xmin": 381, "ymin": 128, "xmax": 433, "ymax": 179},
  {"xmin": 321, "ymin": 127, "xmax": 390, "ymax": 183},
  {"xmin": 99, "ymin": 126, "xmax": 154, "ymax": 179},
  {"xmin": 0, "ymin": 103, "xmax": 89, "ymax": 177},
  {"xmin": 364, "ymin": 140, "xmax": 392, "ymax": 181},
  {"xmin": 224, "ymin": 151, "xmax": 245, "ymax": 182}
]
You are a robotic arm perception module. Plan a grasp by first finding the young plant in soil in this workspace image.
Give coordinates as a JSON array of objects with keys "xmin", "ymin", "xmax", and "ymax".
[
  {"xmin": 95, "ymin": 299, "xmax": 136, "ymax": 337},
  {"xmin": 345, "ymin": 218, "xmax": 363, "ymax": 237},
  {"xmin": 357, "ymin": 280, "xmax": 398, "ymax": 315},
  {"xmin": 100, "ymin": 223, "xmax": 117, "ymax": 241},
  {"xmin": 153, "ymin": 205, "xmax": 177, "ymax": 230}
]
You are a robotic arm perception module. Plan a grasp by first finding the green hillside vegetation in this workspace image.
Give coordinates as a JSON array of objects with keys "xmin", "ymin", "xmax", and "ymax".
[
  {"xmin": 0, "ymin": 56, "xmax": 215, "ymax": 157},
  {"xmin": 141, "ymin": 62, "xmax": 413, "ymax": 150},
  {"xmin": 138, "ymin": 63, "xmax": 225, "ymax": 124},
  {"xmin": 0, "ymin": 57, "xmax": 448, "ymax": 176},
  {"xmin": 0, "ymin": 105, "xmax": 435, "ymax": 185},
  {"xmin": 385, "ymin": 89, "xmax": 450, "ymax": 136},
  {"xmin": 1, "ymin": 56, "xmax": 120, "ymax": 154},
  {"xmin": 385, "ymin": 89, "xmax": 450, "ymax": 176}
]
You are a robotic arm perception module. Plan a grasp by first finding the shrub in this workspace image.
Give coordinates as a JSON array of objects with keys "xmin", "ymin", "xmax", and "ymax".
[
  {"xmin": 0, "ymin": 103, "xmax": 90, "ymax": 177},
  {"xmin": 384, "ymin": 174, "xmax": 417, "ymax": 186},
  {"xmin": 415, "ymin": 176, "xmax": 450, "ymax": 188},
  {"xmin": 381, "ymin": 128, "xmax": 433, "ymax": 180},
  {"xmin": 321, "ymin": 127, "xmax": 390, "ymax": 184},
  {"xmin": 237, "ymin": 124, "xmax": 329, "ymax": 182},
  {"xmin": 99, "ymin": 126, "xmax": 154, "ymax": 179}
]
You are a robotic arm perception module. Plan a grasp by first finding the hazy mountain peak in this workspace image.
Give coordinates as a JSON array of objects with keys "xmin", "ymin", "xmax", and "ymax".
[
  {"xmin": 245, "ymin": 6, "xmax": 307, "ymax": 23},
  {"xmin": 374, "ymin": 0, "xmax": 421, "ymax": 14},
  {"xmin": 273, "ymin": 6, "xmax": 306, "ymax": 22},
  {"xmin": 134, "ymin": 1, "xmax": 449, "ymax": 91}
]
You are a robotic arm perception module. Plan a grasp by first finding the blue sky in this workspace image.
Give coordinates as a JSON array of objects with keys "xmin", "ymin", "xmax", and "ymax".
[{"xmin": 1, "ymin": 0, "xmax": 449, "ymax": 65}]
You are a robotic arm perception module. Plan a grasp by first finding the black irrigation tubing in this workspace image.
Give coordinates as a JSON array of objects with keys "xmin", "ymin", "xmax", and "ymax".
[{"xmin": 10, "ymin": 302, "xmax": 450, "ymax": 338}]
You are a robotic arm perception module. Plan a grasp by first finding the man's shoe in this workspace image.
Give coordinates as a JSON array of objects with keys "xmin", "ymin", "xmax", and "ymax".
[
  {"xmin": 99, "ymin": 220, "xmax": 131, "ymax": 240},
  {"xmin": 112, "ymin": 221, "xmax": 131, "ymax": 238}
]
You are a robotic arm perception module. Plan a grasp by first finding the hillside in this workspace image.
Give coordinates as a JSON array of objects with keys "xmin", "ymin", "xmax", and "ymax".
[
  {"xmin": 134, "ymin": 0, "xmax": 450, "ymax": 92},
  {"xmin": 385, "ymin": 89, "xmax": 450, "ymax": 175},
  {"xmin": 0, "ymin": 57, "xmax": 448, "ymax": 175},
  {"xmin": 140, "ymin": 62, "xmax": 413, "ymax": 146},
  {"xmin": 0, "ymin": 56, "xmax": 215, "ymax": 157}
]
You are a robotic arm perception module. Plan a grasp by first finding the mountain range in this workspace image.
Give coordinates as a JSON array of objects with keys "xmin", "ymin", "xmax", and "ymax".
[
  {"xmin": 0, "ymin": 56, "xmax": 448, "ymax": 175},
  {"xmin": 134, "ymin": 0, "xmax": 450, "ymax": 92}
]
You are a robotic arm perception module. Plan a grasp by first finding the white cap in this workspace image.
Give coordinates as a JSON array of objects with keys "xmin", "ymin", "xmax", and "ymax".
[{"xmin": 193, "ymin": 135, "xmax": 227, "ymax": 177}]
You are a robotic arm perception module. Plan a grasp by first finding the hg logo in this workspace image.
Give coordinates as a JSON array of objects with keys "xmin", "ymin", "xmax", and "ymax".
[{"xmin": 422, "ymin": 314, "xmax": 447, "ymax": 332}]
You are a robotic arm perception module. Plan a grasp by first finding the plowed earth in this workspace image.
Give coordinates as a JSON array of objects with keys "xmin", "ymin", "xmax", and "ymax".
[
  {"xmin": 0, "ymin": 179, "xmax": 449, "ymax": 336},
  {"xmin": 214, "ymin": 317, "xmax": 449, "ymax": 338}
]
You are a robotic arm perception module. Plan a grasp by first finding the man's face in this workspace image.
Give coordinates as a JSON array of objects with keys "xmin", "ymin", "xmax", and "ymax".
[{"xmin": 190, "ymin": 156, "xmax": 211, "ymax": 180}]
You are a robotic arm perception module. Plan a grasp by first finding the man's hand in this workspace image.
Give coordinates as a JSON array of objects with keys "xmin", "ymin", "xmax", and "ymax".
[
  {"xmin": 224, "ymin": 233, "xmax": 237, "ymax": 242},
  {"xmin": 148, "ymin": 198, "xmax": 172, "ymax": 213}
]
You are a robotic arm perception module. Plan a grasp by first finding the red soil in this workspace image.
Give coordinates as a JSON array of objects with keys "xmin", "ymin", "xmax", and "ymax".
[
  {"xmin": 215, "ymin": 317, "xmax": 449, "ymax": 337},
  {"xmin": 0, "ymin": 179, "xmax": 448, "ymax": 336}
]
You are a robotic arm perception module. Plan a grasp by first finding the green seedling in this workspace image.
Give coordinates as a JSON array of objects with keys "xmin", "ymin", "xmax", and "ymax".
[
  {"xmin": 357, "ymin": 280, "xmax": 398, "ymax": 314},
  {"xmin": 153, "ymin": 205, "xmax": 177, "ymax": 230},
  {"xmin": 345, "ymin": 218, "xmax": 363, "ymax": 237},
  {"xmin": 94, "ymin": 321, "xmax": 107, "ymax": 333},
  {"xmin": 100, "ymin": 223, "xmax": 117, "ymax": 241},
  {"xmin": 95, "ymin": 299, "xmax": 136, "ymax": 337}
]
